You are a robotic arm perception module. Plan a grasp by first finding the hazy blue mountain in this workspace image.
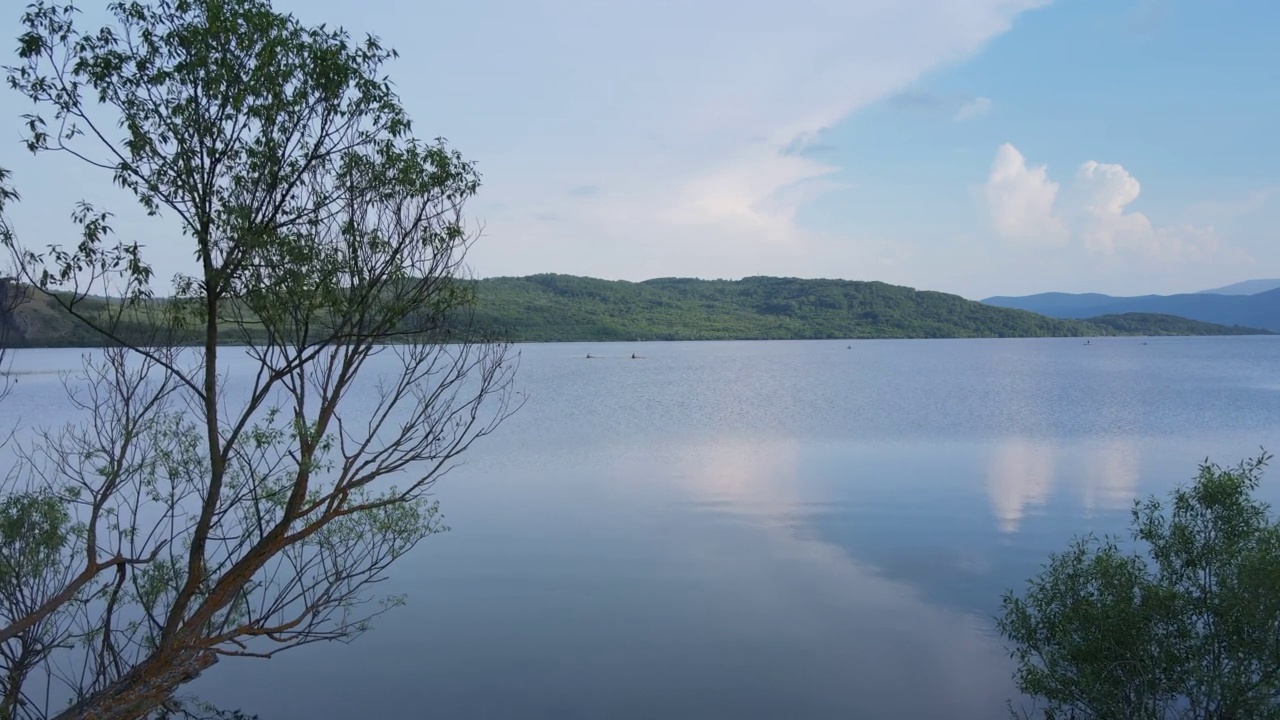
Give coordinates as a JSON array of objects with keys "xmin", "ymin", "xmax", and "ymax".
[
  {"xmin": 979, "ymin": 292, "xmax": 1136, "ymax": 316},
  {"xmin": 1197, "ymin": 279, "xmax": 1280, "ymax": 296},
  {"xmin": 982, "ymin": 288, "xmax": 1280, "ymax": 331}
]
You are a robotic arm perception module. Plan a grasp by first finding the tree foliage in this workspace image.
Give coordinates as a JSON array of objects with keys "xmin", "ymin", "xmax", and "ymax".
[
  {"xmin": 0, "ymin": 1, "xmax": 518, "ymax": 718},
  {"xmin": 1086, "ymin": 313, "xmax": 1264, "ymax": 337},
  {"xmin": 470, "ymin": 275, "xmax": 1108, "ymax": 341},
  {"xmin": 998, "ymin": 454, "xmax": 1280, "ymax": 720}
]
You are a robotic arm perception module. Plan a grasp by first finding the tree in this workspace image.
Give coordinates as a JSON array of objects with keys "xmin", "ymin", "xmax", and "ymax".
[
  {"xmin": 997, "ymin": 453, "xmax": 1280, "ymax": 720},
  {"xmin": 0, "ymin": 1, "xmax": 519, "ymax": 718}
]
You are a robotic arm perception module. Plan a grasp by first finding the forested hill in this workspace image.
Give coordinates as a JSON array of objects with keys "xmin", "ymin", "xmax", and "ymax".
[
  {"xmin": 467, "ymin": 275, "xmax": 1268, "ymax": 342},
  {"xmin": 1, "ymin": 274, "xmax": 1269, "ymax": 347},
  {"xmin": 1085, "ymin": 313, "xmax": 1266, "ymax": 337}
]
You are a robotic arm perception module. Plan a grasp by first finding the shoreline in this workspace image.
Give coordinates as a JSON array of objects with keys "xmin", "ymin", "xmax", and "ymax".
[{"xmin": 4, "ymin": 331, "xmax": 1275, "ymax": 353}]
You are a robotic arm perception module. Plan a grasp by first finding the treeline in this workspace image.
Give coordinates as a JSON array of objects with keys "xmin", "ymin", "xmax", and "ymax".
[
  {"xmin": 2, "ymin": 274, "xmax": 1271, "ymax": 348},
  {"xmin": 464, "ymin": 274, "xmax": 1270, "ymax": 342},
  {"xmin": 1086, "ymin": 312, "xmax": 1264, "ymax": 336}
]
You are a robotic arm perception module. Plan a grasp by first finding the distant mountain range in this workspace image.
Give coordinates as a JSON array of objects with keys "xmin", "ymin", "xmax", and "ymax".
[
  {"xmin": 983, "ymin": 281, "xmax": 1280, "ymax": 331},
  {"xmin": 1197, "ymin": 279, "xmax": 1280, "ymax": 295},
  {"xmin": 1, "ymin": 275, "xmax": 1271, "ymax": 347}
]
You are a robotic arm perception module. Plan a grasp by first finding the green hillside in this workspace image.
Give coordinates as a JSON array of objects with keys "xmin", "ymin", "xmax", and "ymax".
[
  {"xmin": 0, "ymin": 283, "xmax": 212, "ymax": 348},
  {"xmin": 1085, "ymin": 313, "xmax": 1267, "ymax": 336},
  {"xmin": 466, "ymin": 275, "xmax": 1269, "ymax": 342},
  {"xmin": 0, "ymin": 275, "xmax": 1270, "ymax": 348}
]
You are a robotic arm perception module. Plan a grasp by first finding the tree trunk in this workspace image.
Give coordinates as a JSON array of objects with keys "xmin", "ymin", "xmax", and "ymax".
[{"xmin": 51, "ymin": 649, "xmax": 217, "ymax": 720}]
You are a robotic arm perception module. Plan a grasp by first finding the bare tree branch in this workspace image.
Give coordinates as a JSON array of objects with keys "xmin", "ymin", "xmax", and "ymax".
[{"xmin": 0, "ymin": 2, "xmax": 520, "ymax": 718}]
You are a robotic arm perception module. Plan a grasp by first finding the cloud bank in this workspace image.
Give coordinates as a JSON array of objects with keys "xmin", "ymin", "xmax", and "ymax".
[{"xmin": 400, "ymin": 0, "xmax": 1055, "ymax": 282}]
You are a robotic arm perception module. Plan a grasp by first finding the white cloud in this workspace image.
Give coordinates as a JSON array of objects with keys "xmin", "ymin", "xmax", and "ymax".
[
  {"xmin": 1074, "ymin": 160, "xmax": 1148, "ymax": 255},
  {"xmin": 0, "ymin": 0, "xmax": 1059, "ymax": 294},
  {"xmin": 982, "ymin": 143, "xmax": 1068, "ymax": 244},
  {"xmin": 665, "ymin": 148, "xmax": 843, "ymax": 245},
  {"xmin": 369, "ymin": 0, "xmax": 1057, "ymax": 282},
  {"xmin": 1074, "ymin": 160, "xmax": 1220, "ymax": 262},
  {"xmin": 982, "ymin": 144, "xmax": 1224, "ymax": 266},
  {"xmin": 954, "ymin": 96, "xmax": 993, "ymax": 121}
]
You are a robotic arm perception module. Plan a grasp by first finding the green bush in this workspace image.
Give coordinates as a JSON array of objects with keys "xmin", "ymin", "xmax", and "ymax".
[{"xmin": 998, "ymin": 453, "xmax": 1280, "ymax": 719}]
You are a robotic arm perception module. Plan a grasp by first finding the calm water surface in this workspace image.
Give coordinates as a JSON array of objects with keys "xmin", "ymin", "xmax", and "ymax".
[{"xmin": 8, "ymin": 337, "xmax": 1280, "ymax": 719}]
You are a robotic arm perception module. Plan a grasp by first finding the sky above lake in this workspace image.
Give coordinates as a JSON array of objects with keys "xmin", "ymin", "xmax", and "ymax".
[{"xmin": 1, "ymin": 0, "xmax": 1276, "ymax": 299}]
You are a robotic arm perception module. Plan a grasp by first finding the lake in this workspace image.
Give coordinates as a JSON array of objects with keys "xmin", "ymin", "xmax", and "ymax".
[{"xmin": 7, "ymin": 336, "xmax": 1280, "ymax": 719}]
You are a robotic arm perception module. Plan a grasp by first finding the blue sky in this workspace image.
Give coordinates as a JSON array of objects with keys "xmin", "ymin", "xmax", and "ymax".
[{"xmin": 1, "ymin": 0, "xmax": 1277, "ymax": 298}]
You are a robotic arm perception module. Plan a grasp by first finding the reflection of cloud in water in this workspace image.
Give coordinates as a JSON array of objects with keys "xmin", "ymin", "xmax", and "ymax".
[
  {"xmin": 1081, "ymin": 438, "xmax": 1140, "ymax": 516},
  {"xmin": 984, "ymin": 437, "xmax": 1141, "ymax": 532},
  {"xmin": 668, "ymin": 437, "xmax": 1014, "ymax": 716},
  {"xmin": 674, "ymin": 438, "xmax": 800, "ymax": 523},
  {"xmin": 986, "ymin": 438, "xmax": 1054, "ymax": 534}
]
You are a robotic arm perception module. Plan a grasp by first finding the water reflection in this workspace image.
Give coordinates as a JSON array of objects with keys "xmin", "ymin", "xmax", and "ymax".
[
  {"xmin": 668, "ymin": 437, "xmax": 1015, "ymax": 717},
  {"xmin": 986, "ymin": 439, "xmax": 1055, "ymax": 534},
  {"xmin": 983, "ymin": 436, "xmax": 1141, "ymax": 533},
  {"xmin": 1081, "ymin": 439, "xmax": 1140, "ymax": 517},
  {"xmin": 21, "ymin": 337, "xmax": 1273, "ymax": 720},
  {"xmin": 674, "ymin": 437, "xmax": 800, "ymax": 522}
]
